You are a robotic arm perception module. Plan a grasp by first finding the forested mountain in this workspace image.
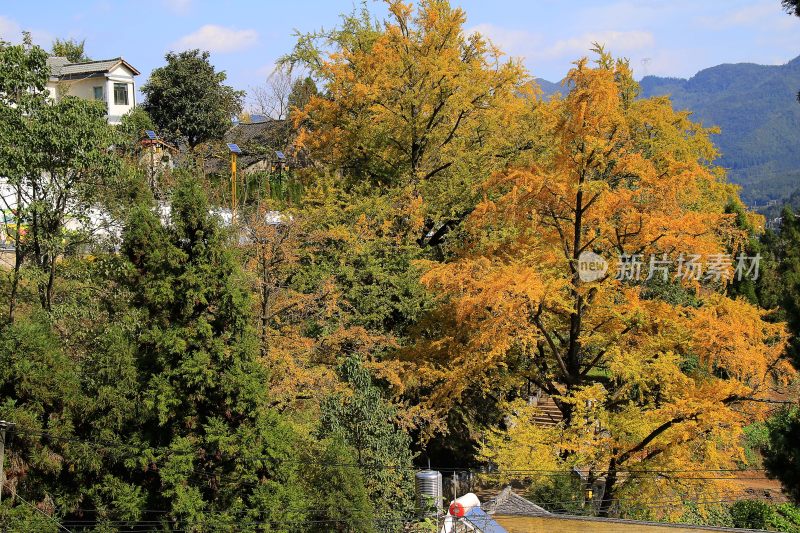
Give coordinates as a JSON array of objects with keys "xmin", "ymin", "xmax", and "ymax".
[
  {"xmin": 539, "ymin": 56, "xmax": 800, "ymax": 206},
  {"xmin": 534, "ymin": 77, "xmax": 564, "ymax": 97}
]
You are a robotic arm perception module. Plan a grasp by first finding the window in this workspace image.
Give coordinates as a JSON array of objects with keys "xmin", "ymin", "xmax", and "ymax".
[
  {"xmin": 113, "ymin": 83, "xmax": 128, "ymax": 106},
  {"xmin": 93, "ymin": 86, "xmax": 104, "ymax": 101}
]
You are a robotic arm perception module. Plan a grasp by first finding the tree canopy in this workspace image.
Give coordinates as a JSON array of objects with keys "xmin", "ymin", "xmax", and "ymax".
[
  {"xmin": 142, "ymin": 49, "xmax": 243, "ymax": 149},
  {"xmin": 399, "ymin": 46, "xmax": 794, "ymax": 517},
  {"xmin": 50, "ymin": 38, "xmax": 90, "ymax": 62},
  {"xmin": 284, "ymin": 0, "xmax": 538, "ymax": 245}
]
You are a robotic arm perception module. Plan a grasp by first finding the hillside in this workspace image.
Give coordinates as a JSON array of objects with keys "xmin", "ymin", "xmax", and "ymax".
[
  {"xmin": 535, "ymin": 77, "xmax": 566, "ymax": 97},
  {"xmin": 538, "ymin": 56, "xmax": 800, "ymax": 207}
]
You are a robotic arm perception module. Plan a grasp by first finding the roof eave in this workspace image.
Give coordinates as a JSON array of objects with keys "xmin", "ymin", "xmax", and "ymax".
[
  {"xmin": 116, "ymin": 59, "xmax": 141, "ymax": 76},
  {"xmin": 57, "ymin": 72, "xmax": 108, "ymax": 81}
]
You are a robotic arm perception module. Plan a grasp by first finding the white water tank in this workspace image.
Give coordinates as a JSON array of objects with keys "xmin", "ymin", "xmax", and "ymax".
[
  {"xmin": 448, "ymin": 492, "xmax": 480, "ymax": 517},
  {"xmin": 415, "ymin": 469, "xmax": 443, "ymax": 516}
]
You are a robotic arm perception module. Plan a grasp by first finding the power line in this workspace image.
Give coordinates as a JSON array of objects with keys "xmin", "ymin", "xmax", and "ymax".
[
  {"xmin": 5, "ymin": 427, "xmax": 776, "ymax": 476},
  {"xmin": 5, "ymin": 422, "xmax": 789, "ymax": 530},
  {"xmin": 13, "ymin": 492, "xmax": 73, "ymax": 533},
  {"xmin": 52, "ymin": 495, "xmax": 784, "ymax": 530},
  {"xmin": 47, "ymin": 488, "xmax": 788, "ymax": 520},
  {"xmin": 10, "ymin": 481, "xmax": 786, "ymax": 530}
]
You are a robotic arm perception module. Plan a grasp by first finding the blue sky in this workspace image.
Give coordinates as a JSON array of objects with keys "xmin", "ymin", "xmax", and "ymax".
[{"xmin": 1, "ymin": 0, "xmax": 798, "ymax": 109}]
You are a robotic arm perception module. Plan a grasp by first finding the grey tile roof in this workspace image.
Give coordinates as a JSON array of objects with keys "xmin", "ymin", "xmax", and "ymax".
[
  {"xmin": 46, "ymin": 56, "xmax": 70, "ymax": 76},
  {"xmin": 483, "ymin": 486, "xmax": 551, "ymax": 516},
  {"xmin": 60, "ymin": 59, "xmax": 121, "ymax": 76},
  {"xmin": 229, "ymin": 120, "xmax": 290, "ymax": 145},
  {"xmin": 204, "ymin": 120, "xmax": 293, "ymax": 173},
  {"xmin": 48, "ymin": 57, "xmax": 140, "ymax": 78}
]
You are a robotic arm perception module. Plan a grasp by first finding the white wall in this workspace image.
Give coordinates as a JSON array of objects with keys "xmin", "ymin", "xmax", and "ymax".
[
  {"xmin": 44, "ymin": 63, "xmax": 137, "ymax": 125},
  {"xmin": 105, "ymin": 64, "xmax": 136, "ymax": 124}
]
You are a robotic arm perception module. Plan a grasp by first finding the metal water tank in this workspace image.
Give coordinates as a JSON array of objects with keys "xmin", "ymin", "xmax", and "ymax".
[{"xmin": 415, "ymin": 469, "xmax": 443, "ymax": 516}]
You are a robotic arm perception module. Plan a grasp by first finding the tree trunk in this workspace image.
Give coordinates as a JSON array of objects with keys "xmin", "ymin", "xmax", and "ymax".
[
  {"xmin": 599, "ymin": 457, "xmax": 617, "ymax": 517},
  {"xmin": 260, "ymin": 270, "xmax": 271, "ymax": 359},
  {"xmin": 44, "ymin": 253, "xmax": 57, "ymax": 312},
  {"xmin": 567, "ymin": 168, "xmax": 586, "ymax": 383},
  {"xmin": 7, "ymin": 187, "xmax": 23, "ymax": 323}
]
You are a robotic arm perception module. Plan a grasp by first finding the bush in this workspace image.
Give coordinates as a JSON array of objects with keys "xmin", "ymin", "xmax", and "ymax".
[
  {"xmin": 678, "ymin": 502, "xmax": 734, "ymax": 528},
  {"xmin": 730, "ymin": 500, "xmax": 775, "ymax": 529},
  {"xmin": 742, "ymin": 422, "xmax": 770, "ymax": 467},
  {"xmin": 526, "ymin": 473, "xmax": 587, "ymax": 515},
  {"xmin": 306, "ymin": 437, "xmax": 376, "ymax": 533},
  {"xmin": 764, "ymin": 407, "xmax": 800, "ymax": 504},
  {"xmin": 771, "ymin": 503, "xmax": 800, "ymax": 533}
]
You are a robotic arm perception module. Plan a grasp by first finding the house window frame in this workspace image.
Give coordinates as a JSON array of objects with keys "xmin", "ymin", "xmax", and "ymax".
[
  {"xmin": 113, "ymin": 83, "xmax": 129, "ymax": 106},
  {"xmin": 93, "ymin": 86, "xmax": 104, "ymax": 101}
]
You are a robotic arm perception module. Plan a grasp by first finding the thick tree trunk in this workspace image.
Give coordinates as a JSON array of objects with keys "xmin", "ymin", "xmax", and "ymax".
[
  {"xmin": 567, "ymin": 168, "xmax": 587, "ymax": 385},
  {"xmin": 599, "ymin": 457, "xmax": 617, "ymax": 517}
]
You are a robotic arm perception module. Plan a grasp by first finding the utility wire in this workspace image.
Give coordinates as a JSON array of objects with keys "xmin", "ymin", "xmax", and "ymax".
[
  {"xmin": 5, "ymin": 422, "xmax": 788, "ymax": 530},
  {"xmin": 13, "ymin": 492, "xmax": 73, "ymax": 533},
  {"xmin": 52, "ymin": 491, "xmax": 786, "ymax": 521},
  {"xmin": 5, "ymin": 427, "xmax": 775, "ymax": 475}
]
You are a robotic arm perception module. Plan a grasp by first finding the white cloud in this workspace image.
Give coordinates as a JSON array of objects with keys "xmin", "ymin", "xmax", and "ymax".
[
  {"xmin": 468, "ymin": 24, "xmax": 654, "ymax": 66},
  {"xmin": 468, "ymin": 23, "xmax": 543, "ymax": 59},
  {"xmin": 164, "ymin": 0, "xmax": 192, "ymax": 15},
  {"xmin": 541, "ymin": 30, "xmax": 655, "ymax": 60},
  {"xmin": 699, "ymin": 1, "xmax": 775, "ymax": 29},
  {"xmin": 0, "ymin": 16, "xmax": 51, "ymax": 47},
  {"xmin": 0, "ymin": 15, "xmax": 21, "ymax": 41},
  {"xmin": 696, "ymin": 0, "xmax": 799, "ymax": 31},
  {"xmin": 173, "ymin": 25, "xmax": 258, "ymax": 54}
]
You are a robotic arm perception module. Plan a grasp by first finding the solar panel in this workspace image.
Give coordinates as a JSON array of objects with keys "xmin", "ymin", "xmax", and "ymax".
[
  {"xmin": 227, "ymin": 143, "xmax": 242, "ymax": 154},
  {"xmin": 251, "ymin": 114, "xmax": 268, "ymax": 123},
  {"xmin": 275, "ymin": 150, "xmax": 285, "ymax": 160},
  {"xmin": 145, "ymin": 130, "xmax": 157, "ymax": 140}
]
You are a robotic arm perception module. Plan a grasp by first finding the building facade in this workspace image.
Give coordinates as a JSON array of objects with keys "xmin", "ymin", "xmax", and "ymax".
[{"xmin": 46, "ymin": 56, "xmax": 140, "ymax": 124}]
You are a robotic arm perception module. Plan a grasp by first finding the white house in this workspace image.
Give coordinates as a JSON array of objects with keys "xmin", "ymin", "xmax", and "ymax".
[{"xmin": 46, "ymin": 56, "xmax": 140, "ymax": 125}]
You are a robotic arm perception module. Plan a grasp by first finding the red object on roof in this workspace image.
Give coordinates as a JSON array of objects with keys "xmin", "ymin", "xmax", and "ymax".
[{"xmin": 449, "ymin": 501, "xmax": 467, "ymax": 517}]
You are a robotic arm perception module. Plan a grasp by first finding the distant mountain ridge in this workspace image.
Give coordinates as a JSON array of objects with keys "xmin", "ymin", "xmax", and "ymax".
[
  {"xmin": 537, "ymin": 56, "xmax": 800, "ymax": 207},
  {"xmin": 535, "ymin": 77, "xmax": 565, "ymax": 97}
]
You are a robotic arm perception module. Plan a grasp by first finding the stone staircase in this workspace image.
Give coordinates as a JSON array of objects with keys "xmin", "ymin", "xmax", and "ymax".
[{"xmin": 530, "ymin": 392, "xmax": 564, "ymax": 427}]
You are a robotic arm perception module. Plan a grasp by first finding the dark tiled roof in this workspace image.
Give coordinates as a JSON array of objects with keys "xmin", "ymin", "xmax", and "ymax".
[
  {"xmin": 228, "ymin": 120, "xmax": 290, "ymax": 145},
  {"xmin": 483, "ymin": 486, "xmax": 551, "ymax": 516},
  {"xmin": 47, "ymin": 57, "xmax": 140, "ymax": 78},
  {"xmin": 46, "ymin": 56, "xmax": 69, "ymax": 75},
  {"xmin": 204, "ymin": 120, "xmax": 294, "ymax": 173}
]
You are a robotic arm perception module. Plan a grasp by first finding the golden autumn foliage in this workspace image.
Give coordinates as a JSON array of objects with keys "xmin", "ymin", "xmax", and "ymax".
[
  {"xmin": 243, "ymin": 206, "xmax": 339, "ymax": 413},
  {"xmin": 241, "ymin": 177, "xmax": 429, "ymax": 417},
  {"xmin": 273, "ymin": 0, "xmax": 797, "ymax": 518},
  {"xmin": 287, "ymin": 0, "xmax": 540, "ymax": 240},
  {"xmin": 400, "ymin": 47, "xmax": 795, "ymax": 515}
]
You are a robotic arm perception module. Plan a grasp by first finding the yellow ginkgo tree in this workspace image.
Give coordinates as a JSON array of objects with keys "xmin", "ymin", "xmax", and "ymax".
[
  {"xmin": 405, "ymin": 48, "xmax": 794, "ymax": 516},
  {"xmin": 284, "ymin": 0, "xmax": 539, "ymax": 248}
]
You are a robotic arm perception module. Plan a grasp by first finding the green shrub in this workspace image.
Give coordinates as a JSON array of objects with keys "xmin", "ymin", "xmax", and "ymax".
[
  {"xmin": 771, "ymin": 503, "xmax": 800, "ymax": 533},
  {"xmin": 678, "ymin": 502, "xmax": 734, "ymax": 528},
  {"xmin": 730, "ymin": 500, "xmax": 775, "ymax": 529},
  {"xmin": 742, "ymin": 422, "xmax": 770, "ymax": 467},
  {"xmin": 526, "ymin": 473, "xmax": 587, "ymax": 515}
]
